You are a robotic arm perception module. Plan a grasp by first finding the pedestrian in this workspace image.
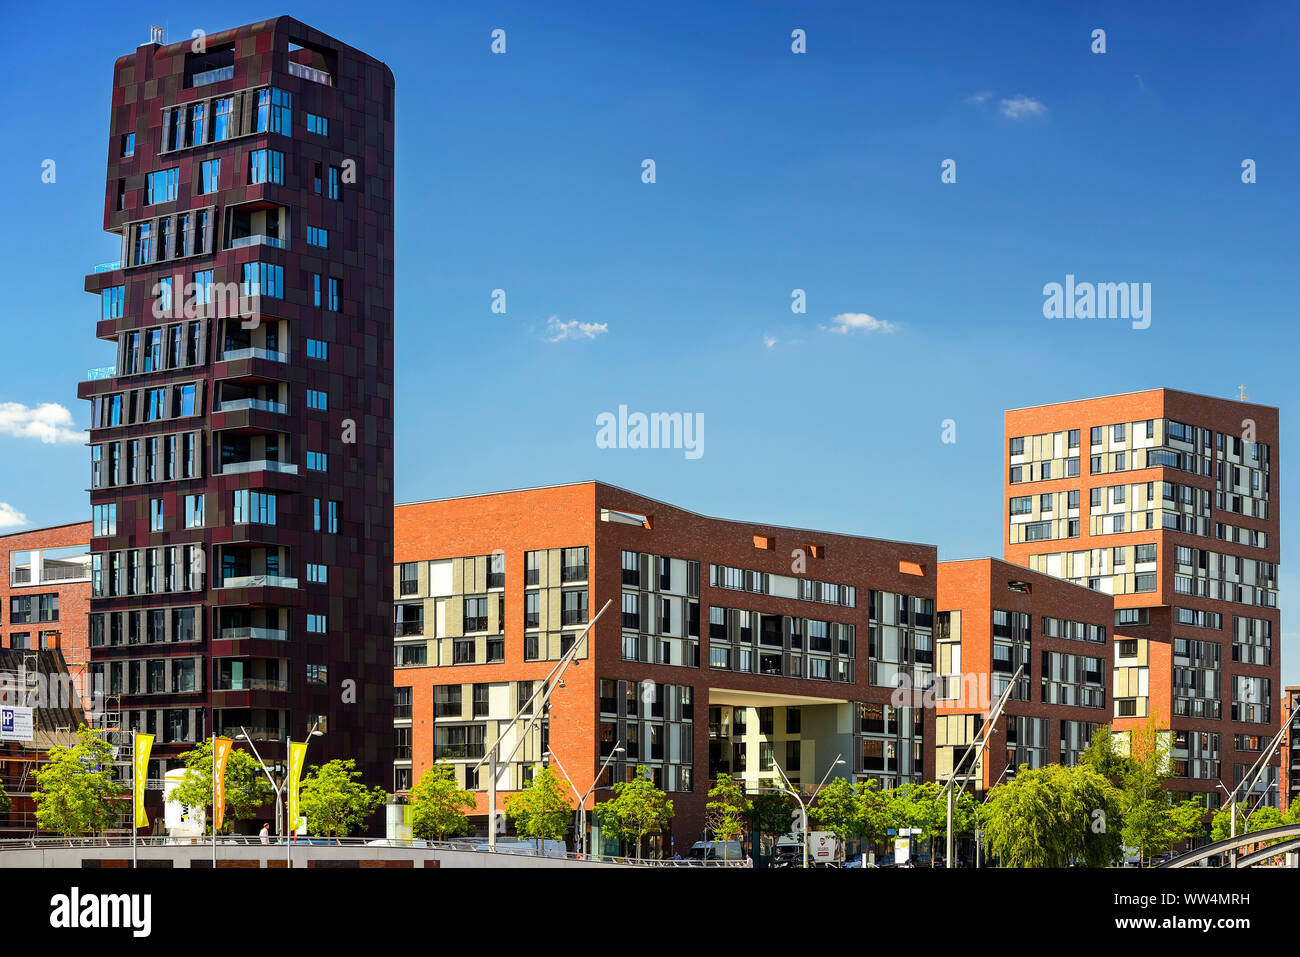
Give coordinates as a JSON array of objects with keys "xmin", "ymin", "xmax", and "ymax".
[
  {"xmin": 744, "ymin": 854, "xmax": 753, "ymax": 868},
  {"xmin": 259, "ymin": 822, "xmax": 270, "ymax": 845}
]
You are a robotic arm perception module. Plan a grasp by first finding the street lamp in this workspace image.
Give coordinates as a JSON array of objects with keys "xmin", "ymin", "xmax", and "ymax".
[
  {"xmin": 770, "ymin": 753, "xmax": 844, "ymax": 867},
  {"xmin": 546, "ymin": 743, "xmax": 624, "ymax": 857},
  {"xmin": 237, "ymin": 726, "xmax": 284, "ymax": 840}
]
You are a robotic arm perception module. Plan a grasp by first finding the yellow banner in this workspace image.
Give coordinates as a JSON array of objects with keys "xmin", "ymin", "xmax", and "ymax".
[
  {"xmin": 134, "ymin": 733, "xmax": 153, "ymax": 829},
  {"xmin": 287, "ymin": 741, "xmax": 308, "ymax": 834},
  {"xmin": 213, "ymin": 736, "xmax": 233, "ymax": 831}
]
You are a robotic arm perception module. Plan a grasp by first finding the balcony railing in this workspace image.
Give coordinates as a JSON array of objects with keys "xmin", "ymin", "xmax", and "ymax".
[
  {"xmin": 92, "ymin": 261, "xmax": 121, "ymax": 273},
  {"xmin": 218, "ymin": 726, "xmax": 283, "ymax": 741},
  {"xmin": 220, "ymin": 460, "xmax": 298, "ymax": 475},
  {"xmin": 218, "ymin": 575, "xmax": 298, "ymax": 589},
  {"xmin": 228, "ymin": 234, "xmax": 285, "ymax": 250},
  {"xmin": 561, "ymin": 564, "xmax": 588, "ymax": 582},
  {"xmin": 215, "ymin": 678, "xmax": 290, "ymax": 692},
  {"xmin": 220, "ymin": 626, "xmax": 288, "ymax": 641},
  {"xmin": 287, "ymin": 61, "xmax": 331, "ymax": 85},
  {"xmin": 463, "ymin": 616, "xmax": 488, "ymax": 633},
  {"xmin": 562, "ymin": 609, "xmax": 588, "ymax": 626},
  {"xmin": 395, "ymin": 620, "xmax": 425, "ymax": 637},
  {"xmin": 86, "ymin": 366, "xmax": 115, "ymax": 381},
  {"xmin": 220, "ymin": 347, "xmax": 288, "ymax": 364},
  {"xmin": 193, "ymin": 65, "xmax": 235, "ymax": 87},
  {"xmin": 217, "ymin": 398, "xmax": 287, "ymax": 415}
]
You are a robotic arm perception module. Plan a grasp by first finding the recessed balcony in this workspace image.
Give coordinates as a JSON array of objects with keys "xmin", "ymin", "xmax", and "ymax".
[
  {"xmin": 220, "ymin": 625, "xmax": 288, "ymax": 641},
  {"xmin": 218, "ymin": 574, "xmax": 298, "ymax": 590},
  {"xmin": 216, "ymin": 397, "xmax": 287, "ymax": 415}
]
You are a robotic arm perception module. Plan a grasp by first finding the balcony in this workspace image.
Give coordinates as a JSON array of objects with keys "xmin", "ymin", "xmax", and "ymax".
[
  {"xmin": 287, "ymin": 61, "xmax": 331, "ymax": 85},
  {"xmin": 218, "ymin": 574, "xmax": 298, "ymax": 590},
  {"xmin": 220, "ymin": 626, "xmax": 288, "ymax": 641},
  {"xmin": 86, "ymin": 366, "xmax": 115, "ymax": 381},
  {"xmin": 92, "ymin": 261, "xmax": 121, "ymax": 274},
  {"xmin": 561, "ymin": 564, "xmax": 588, "ymax": 583},
  {"xmin": 220, "ymin": 347, "xmax": 287, "ymax": 364},
  {"xmin": 220, "ymin": 460, "xmax": 298, "ymax": 476},
  {"xmin": 215, "ymin": 678, "xmax": 290, "ymax": 692},
  {"xmin": 217, "ymin": 398, "xmax": 287, "ymax": 415},
  {"xmin": 395, "ymin": 620, "xmax": 425, "ymax": 637},
  {"xmin": 218, "ymin": 726, "xmax": 283, "ymax": 742},
  {"xmin": 193, "ymin": 65, "xmax": 235, "ymax": 87},
  {"xmin": 228, "ymin": 234, "xmax": 286, "ymax": 250}
]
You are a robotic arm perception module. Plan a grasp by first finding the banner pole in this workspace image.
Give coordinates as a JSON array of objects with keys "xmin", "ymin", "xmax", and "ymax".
[
  {"xmin": 211, "ymin": 734, "xmax": 216, "ymax": 868},
  {"xmin": 132, "ymin": 730, "xmax": 137, "ymax": 869}
]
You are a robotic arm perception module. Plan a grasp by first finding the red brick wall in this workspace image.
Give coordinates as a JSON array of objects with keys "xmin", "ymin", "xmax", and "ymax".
[
  {"xmin": 937, "ymin": 558, "xmax": 1113, "ymax": 787},
  {"xmin": 0, "ymin": 523, "xmax": 94, "ymax": 704}
]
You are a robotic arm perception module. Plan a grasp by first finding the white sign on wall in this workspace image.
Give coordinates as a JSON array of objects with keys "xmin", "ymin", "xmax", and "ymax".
[{"xmin": 0, "ymin": 705, "xmax": 33, "ymax": 742}]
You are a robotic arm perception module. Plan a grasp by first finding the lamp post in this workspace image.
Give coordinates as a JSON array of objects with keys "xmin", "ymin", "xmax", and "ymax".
[
  {"xmin": 546, "ymin": 743, "xmax": 623, "ymax": 857},
  {"xmin": 237, "ymin": 726, "xmax": 284, "ymax": 839},
  {"xmin": 770, "ymin": 753, "xmax": 844, "ymax": 867}
]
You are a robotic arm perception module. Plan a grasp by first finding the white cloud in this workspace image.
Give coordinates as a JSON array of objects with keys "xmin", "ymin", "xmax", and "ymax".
[
  {"xmin": 964, "ymin": 91, "xmax": 992, "ymax": 105},
  {"xmin": 825, "ymin": 313, "xmax": 897, "ymax": 335},
  {"xmin": 0, "ymin": 503, "xmax": 28, "ymax": 529},
  {"xmin": 763, "ymin": 335, "xmax": 777, "ymax": 348},
  {"xmin": 545, "ymin": 316, "xmax": 608, "ymax": 343},
  {"xmin": 999, "ymin": 95, "xmax": 1047, "ymax": 120},
  {"xmin": 0, "ymin": 402, "xmax": 86, "ymax": 444}
]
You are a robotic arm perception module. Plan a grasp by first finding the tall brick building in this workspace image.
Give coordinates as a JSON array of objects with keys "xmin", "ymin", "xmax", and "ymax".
[
  {"xmin": 935, "ymin": 558, "xmax": 1113, "ymax": 790},
  {"xmin": 392, "ymin": 481, "xmax": 938, "ymax": 851},
  {"xmin": 1003, "ymin": 389, "xmax": 1280, "ymax": 810},
  {"xmin": 76, "ymin": 17, "xmax": 395, "ymax": 801}
]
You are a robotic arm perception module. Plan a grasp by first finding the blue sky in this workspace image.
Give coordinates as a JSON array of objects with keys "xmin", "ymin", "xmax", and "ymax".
[{"xmin": 1, "ymin": 1, "xmax": 1297, "ymax": 680}]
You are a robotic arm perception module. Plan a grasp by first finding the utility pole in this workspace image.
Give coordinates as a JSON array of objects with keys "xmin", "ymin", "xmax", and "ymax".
[
  {"xmin": 939, "ymin": 663, "xmax": 1024, "ymax": 869},
  {"xmin": 475, "ymin": 600, "xmax": 612, "ymax": 852}
]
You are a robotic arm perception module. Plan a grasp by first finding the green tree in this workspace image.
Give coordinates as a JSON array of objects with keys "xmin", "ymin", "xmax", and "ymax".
[
  {"xmin": 1117, "ymin": 714, "xmax": 1204, "ymax": 864},
  {"xmin": 705, "ymin": 774, "xmax": 751, "ymax": 857},
  {"xmin": 1079, "ymin": 725, "xmax": 1134, "ymax": 780},
  {"xmin": 887, "ymin": 781, "xmax": 950, "ymax": 863},
  {"xmin": 593, "ymin": 765, "xmax": 673, "ymax": 862},
  {"xmin": 170, "ymin": 739, "xmax": 275, "ymax": 834},
  {"xmin": 981, "ymin": 763, "xmax": 1124, "ymax": 868},
  {"xmin": 505, "ymin": 766, "xmax": 573, "ymax": 844},
  {"xmin": 408, "ymin": 762, "xmax": 477, "ymax": 842},
  {"xmin": 298, "ymin": 759, "xmax": 387, "ymax": 838},
  {"xmin": 809, "ymin": 777, "xmax": 863, "ymax": 862},
  {"xmin": 750, "ymin": 788, "xmax": 796, "ymax": 857},
  {"xmin": 32, "ymin": 725, "xmax": 125, "ymax": 836}
]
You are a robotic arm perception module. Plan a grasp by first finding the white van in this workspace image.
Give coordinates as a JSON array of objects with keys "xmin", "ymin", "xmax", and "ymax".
[{"xmin": 686, "ymin": 840, "xmax": 744, "ymax": 862}]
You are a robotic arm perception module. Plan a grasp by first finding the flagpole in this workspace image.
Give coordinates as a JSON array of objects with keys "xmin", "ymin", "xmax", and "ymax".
[
  {"xmin": 211, "ymin": 733, "xmax": 216, "ymax": 868},
  {"xmin": 132, "ymin": 729, "xmax": 137, "ymax": 869}
]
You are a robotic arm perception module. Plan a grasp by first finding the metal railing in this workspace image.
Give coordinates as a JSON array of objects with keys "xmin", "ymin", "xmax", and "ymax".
[
  {"xmin": 228, "ymin": 234, "xmax": 285, "ymax": 250},
  {"xmin": 214, "ymin": 678, "xmax": 290, "ymax": 692},
  {"xmin": 220, "ymin": 626, "xmax": 288, "ymax": 641},
  {"xmin": 217, "ymin": 398, "xmax": 287, "ymax": 415},
  {"xmin": 287, "ymin": 61, "xmax": 331, "ymax": 85},
  {"xmin": 220, "ymin": 347, "xmax": 288, "ymax": 363},
  {"xmin": 218, "ymin": 575, "xmax": 299, "ymax": 589},
  {"xmin": 220, "ymin": 460, "xmax": 298, "ymax": 476},
  {"xmin": 193, "ymin": 65, "xmax": 234, "ymax": 87}
]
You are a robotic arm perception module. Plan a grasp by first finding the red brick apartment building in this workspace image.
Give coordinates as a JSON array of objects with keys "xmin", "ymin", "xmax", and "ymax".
[
  {"xmin": 935, "ymin": 559, "xmax": 1113, "ymax": 791},
  {"xmin": 75, "ymin": 17, "xmax": 395, "ymax": 795},
  {"xmin": 0, "ymin": 523, "xmax": 94, "ymax": 711},
  {"xmin": 1283, "ymin": 687, "xmax": 1300, "ymax": 812},
  {"xmin": 392, "ymin": 481, "xmax": 938, "ymax": 851},
  {"xmin": 1004, "ymin": 389, "xmax": 1280, "ymax": 809}
]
